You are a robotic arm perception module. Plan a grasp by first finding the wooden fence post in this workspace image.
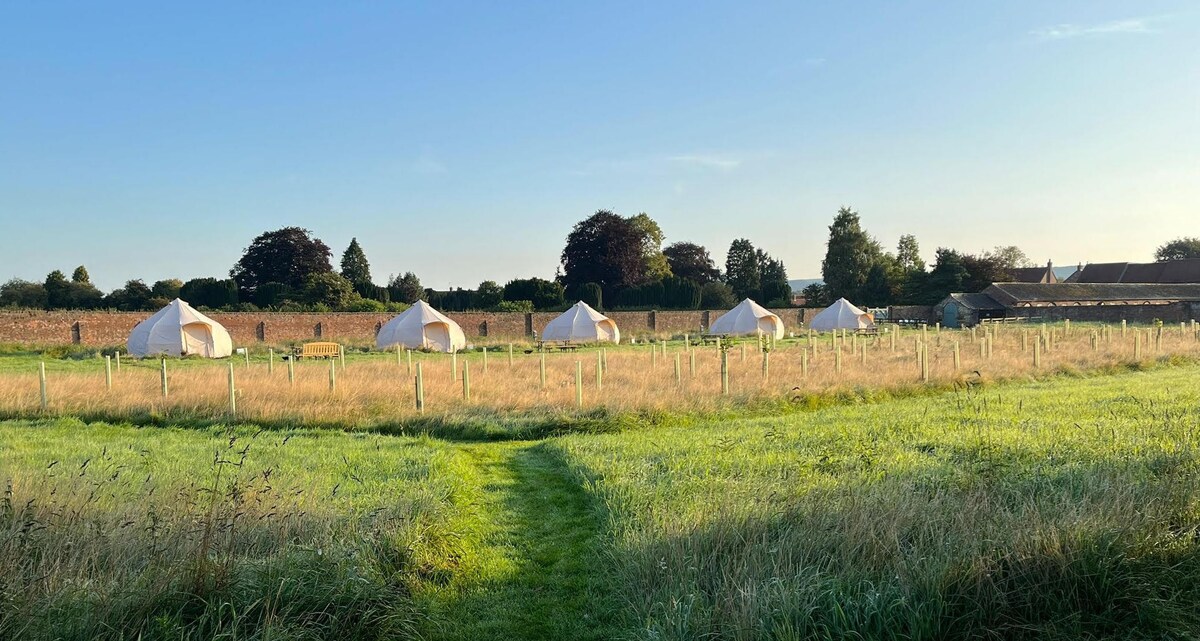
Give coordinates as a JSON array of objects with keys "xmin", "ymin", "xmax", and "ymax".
[
  {"xmin": 228, "ymin": 362, "xmax": 237, "ymax": 416},
  {"xmin": 801, "ymin": 350, "xmax": 809, "ymax": 377},
  {"xmin": 720, "ymin": 348, "xmax": 730, "ymax": 395},
  {"xmin": 1034, "ymin": 339, "xmax": 1042, "ymax": 369},
  {"xmin": 689, "ymin": 348, "xmax": 696, "ymax": 377},
  {"xmin": 160, "ymin": 359, "xmax": 168, "ymax": 398},
  {"xmin": 508, "ymin": 343, "xmax": 514, "ymax": 367},
  {"xmin": 953, "ymin": 341, "xmax": 961, "ymax": 371},
  {"xmin": 415, "ymin": 363, "xmax": 424, "ymax": 413},
  {"xmin": 676, "ymin": 353, "xmax": 683, "ymax": 388},
  {"xmin": 115, "ymin": 351, "xmax": 121, "ymax": 372},
  {"xmin": 575, "ymin": 361, "xmax": 583, "ymax": 408},
  {"xmin": 463, "ymin": 361, "xmax": 471, "ymax": 402},
  {"xmin": 288, "ymin": 356, "xmax": 295, "ymax": 385},
  {"xmin": 596, "ymin": 351, "xmax": 603, "ymax": 391},
  {"xmin": 328, "ymin": 359, "xmax": 337, "ymax": 391},
  {"xmin": 339, "ymin": 345, "xmax": 346, "ymax": 371},
  {"xmin": 39, "ymin": 362, "xmax": 47, "ymax": 411},
  {"xmin": 268, "ymin": 348, "xmax": 274, "ymax": 374},
  {"xmin": 406, "ymin": 349, "xmax": 412, "ymax": 375},
  {"xmin": 482, "ymin": 347, "xmax": 488, "ymax": 374},
  {"xmin": 540, "ymin": 352, "xmax": 547, "ymax": 389},
  {"xmin": 105, "ymin": 356, "xmax": 112, "ymax": 391},
  {"xmin": 452, "ymin": 350, "xmax": 458, "ymax": 381}
]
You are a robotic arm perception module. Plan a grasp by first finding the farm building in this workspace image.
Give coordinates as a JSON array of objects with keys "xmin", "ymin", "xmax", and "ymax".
[
  {"xmin": 1065, "ymin": 258, "xmax": 1200, "ymax": 284},
  {"xmin": 1008, "ymin": 260, "xmax": 1061, "ymax": 284},
  {"xmin": 935, "ymin": 283, "xmax": 1200, "ymax": 327}
]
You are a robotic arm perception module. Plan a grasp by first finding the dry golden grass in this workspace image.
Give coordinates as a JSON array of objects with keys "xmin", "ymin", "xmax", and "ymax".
[{"xmin": 2, "ymin": 323, "xmax": 1198, "ymax": 428}]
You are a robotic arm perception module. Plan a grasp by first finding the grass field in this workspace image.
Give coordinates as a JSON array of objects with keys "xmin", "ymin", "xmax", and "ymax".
[
  {"xmin": 1, "ymin": 333, "xmax": 1199, "ymax": 639},
  {"xmin": 2, "ymin": 322, "xmax": 1198, "ymax": 439}
]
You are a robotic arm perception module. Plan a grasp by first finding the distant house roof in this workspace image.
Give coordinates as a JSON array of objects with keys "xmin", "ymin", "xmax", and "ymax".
[
  {"xmin": 1009, "ymin": 262, "xmax": 1058, "ymax": 284},
  {"xmin": 983, "ymin": 282, "xmax": 1200, "ymax": 307},
  {"xmin": 1070, "ymin": 258, "xmax": 1200, "ymax": 284}
]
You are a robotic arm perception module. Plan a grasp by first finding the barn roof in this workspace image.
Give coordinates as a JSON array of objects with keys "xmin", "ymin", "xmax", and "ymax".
[
  {"xmin": 984, "ymin": 282, "xmax": 1200, "ymax": 307},
  {"xmin": 1009, "ymin": 264, "xmax": 1058, "ymax": 284},
  {"xmin": 1071, "ymin": 258, "xmax": 1200, "ymax": 284},
  {"xmin": 940, "ymin": 292, "xmax": 1006, "ymax": 311}
]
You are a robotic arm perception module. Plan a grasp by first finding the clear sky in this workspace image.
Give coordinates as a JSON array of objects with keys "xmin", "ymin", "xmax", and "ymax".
[{"xmin": 2, "ymin": 1, "xmax": 1197, "ymax": 290}]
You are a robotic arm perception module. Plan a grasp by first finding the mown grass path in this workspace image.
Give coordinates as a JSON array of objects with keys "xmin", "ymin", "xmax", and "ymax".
[{"xmin": 417, "ymin": 441, "xmax": 620, "ymax": 640}]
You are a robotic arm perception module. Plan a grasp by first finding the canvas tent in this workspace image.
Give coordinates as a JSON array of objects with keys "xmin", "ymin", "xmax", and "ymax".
[
  {"xmin": 127, "ymin": 298, "xmax": 233, "ymax": 358},
  {"xmin": 375, "ymin": 300, "xmax": 467, "ymax": 353},
  {"xmin": 809, "ymin": 298, "xmax": 875, "ymax": 332},
  {"xmin": 541, "ymin": 301, "xmax": 620, "ymax": 343},
  {"xmin": 708, "ymin": 298, "xmax": 785, "ymax": 339}
]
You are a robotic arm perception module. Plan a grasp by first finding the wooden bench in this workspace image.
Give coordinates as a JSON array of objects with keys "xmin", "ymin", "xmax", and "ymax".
[
  {"xmin": 534, "ymin": 341, "xmax": 578, "ymax": 353},
  {"xmin": 292, "ymin": 342, "xmax": 341, "ymax": 359}
]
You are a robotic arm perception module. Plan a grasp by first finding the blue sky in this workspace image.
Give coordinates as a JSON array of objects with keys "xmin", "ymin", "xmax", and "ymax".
[{"xmin": 2, "ymin": 1, "xmax": 1197, "ymax": 290}]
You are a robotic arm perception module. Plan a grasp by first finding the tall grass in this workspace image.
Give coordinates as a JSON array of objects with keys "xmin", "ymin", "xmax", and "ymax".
[
  {"xmin": 0, "ymin": 420, "xmax": 472, "ymax": 640},
  {"xmin": 556, "ymin": 366, "xmax": 1200, "ymax": 640},
  {"xmin": 2, "ymin": 324, "xmax": 1197, "ymax": 437}
]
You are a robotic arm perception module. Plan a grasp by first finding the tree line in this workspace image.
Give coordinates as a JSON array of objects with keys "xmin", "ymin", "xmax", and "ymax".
[
  {"xmin": 0, "ymin": 213, "xmax": 790, "ymax": 313},
  {"xmin": 3, "ymin": 211, "xmax": 1195, "ymax": 313}
]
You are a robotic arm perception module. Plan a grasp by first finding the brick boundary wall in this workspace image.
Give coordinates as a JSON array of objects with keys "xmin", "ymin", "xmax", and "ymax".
[{"xmin": 0, "ymin": 308, "xmax": 826, "ymax": 347}]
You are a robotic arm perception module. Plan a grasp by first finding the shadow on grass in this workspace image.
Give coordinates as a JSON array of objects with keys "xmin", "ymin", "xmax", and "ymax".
[{"xmin": 597, "ymin": 430, "xmax": 1200, "ymax": 641}]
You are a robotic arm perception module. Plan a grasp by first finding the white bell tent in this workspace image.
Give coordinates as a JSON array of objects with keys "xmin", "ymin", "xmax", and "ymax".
[
  {"xmin": 809, "ymin": 298, "xmax": 876, "ymax": 332},
  {"xmin": 127, "ymin": 299, "xmax": 233, "ymax": 358},
  {"xmin": 708, "ymin": 298, "xmax": 785, "ymax": 340},
  {"xmin": 375, "ymin": 300, "xmax": 467, "ymax": 353},
  {"xmin": 541, "ymin": 301, "xmax": 620, "ymax": 343}
]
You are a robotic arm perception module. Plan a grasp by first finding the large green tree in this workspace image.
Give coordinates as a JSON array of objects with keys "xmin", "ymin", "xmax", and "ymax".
[
  {"xmin": 475, "ymin": 280, "xmax": 504, "ymax": 309},
  {"xmin": 180, "ymin": 278, "xmax": 239, "ymax": 309},
  {"xmin": 503, "ymin": 277, "xmax": 564, "ymax": 310},
  {"xmin": 43, "ymin": 270, "xmax": 70, "ymax": 309},
  {"xmin": 387, "ymin": 272, "xmax": 426, "ymax": 304},
  {"xmin": 0, "ymin": 279, "xmax": 47, "ymax": 308},
  {"xmin": 821, "ymin": 207, "xmax": 882, "ymax": 302},
  {"xmin": 302, "ymin": 272, "xmax": 356, "ymax": 308},
  {"xmin": 664, "ymin": 241, "xmax": 720, "ymax": 284},
  {"xmin": 919, "ymin": 249, "xmax": 970, "ymax": 304},
  {"xmin": 724, "ymin": 239, "xmax": 760, "ymax": 300},
  {"xmin": 340, "ymin": 238, "xmax": 373, "ymax": 290},
  {"xmin": 756, "ymin": 249, "xmax": 790, "ymax": 306},
  {"xmin": 629, "ymin": 212, "xmax": 672, "ymax": 281},
  {"xmin": 560, "ymin": 210, "xmax": 650, "ymax": 298},
  {"xmin": 1154, "ymin": 237, "xmax": 1200, "ymax": 262},
  {"xmin": 231, "ymin": 227, "xmax": 332, "ymax": 296}
]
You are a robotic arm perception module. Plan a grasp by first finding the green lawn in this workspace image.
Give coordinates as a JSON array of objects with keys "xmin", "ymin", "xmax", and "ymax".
[
  {"xmin": 556, "ymin": 367, "xmax": 1200, "ymax": 640},
  {"xmin": 2, "ymin": 365, "xmax": 1200, "ymax": 639}
]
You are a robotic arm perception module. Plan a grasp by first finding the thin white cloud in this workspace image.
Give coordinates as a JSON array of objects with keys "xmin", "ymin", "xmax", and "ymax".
[
  {"xmin": 410, "ymin": 156, "xmax": 447, "ymax": 175},
  {"xmin": 666, "ymin": 154, "xmax": 742, "ymax": 170},
  {"xmin": 1030, "ymin": 17, "xmax": 1153, "ymax": 41}
]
